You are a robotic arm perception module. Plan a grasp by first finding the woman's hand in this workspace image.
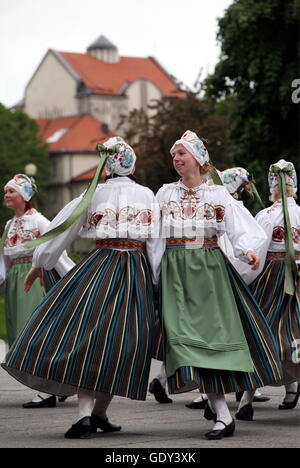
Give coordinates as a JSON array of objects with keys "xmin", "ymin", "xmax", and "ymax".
[
  {"xmin": 24, "ymin": 267, "xmax": 44, "ymax": 292},
  {"xmin": 246, "ymin": 251, "xmax": 260, "ymax": 270}
]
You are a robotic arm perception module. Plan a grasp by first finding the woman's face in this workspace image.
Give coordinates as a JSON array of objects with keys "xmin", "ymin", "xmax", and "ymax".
[
  {"xmin": 3, "ymin": 187, "xmax": 26, "ymax": 212},
  {"xmin": 171, "ymin": 144, "xmax": 200, "ymax": 177}
]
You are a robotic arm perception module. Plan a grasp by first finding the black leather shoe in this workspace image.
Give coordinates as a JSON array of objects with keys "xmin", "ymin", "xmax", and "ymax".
[
  {"xmin": 235, "ymin": 403, "xmax": 254, "ymax": 421},
  {"xmin": 203, "ymin": 400, "xmax": 217, "ymax": 422},
  {"xmin": 22, "ymin": 395, "xmax": 56, "ymax": 409},
  {"xmin": 64, "ymin": 417, "xmax": 91, "ymax": 439},
  {"xmin": 278, "ymin": 383, "xmax": 300, "ymax": 410},
  {"xmin": 90, "ymin": 414, "xmax": 122, "ymax": 433},
  {"xmin": 205, "ymin": 419, "xmax": 235, "ymax": 440},
  {"xmin": 149, "ymin": 378, "xmax": 173, "ymax": 404},
  {"xmin": 186, "ymin": 398, "xmax": 208, "ymax": 409}
]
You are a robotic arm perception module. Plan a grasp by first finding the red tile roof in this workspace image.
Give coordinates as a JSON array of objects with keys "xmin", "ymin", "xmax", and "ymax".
[
  {"xmin": 58, "ymin": 52, "xmax": 185, "ymax": 98},
  {"xmin": 37, "ymin": 114, "xmax": 115, "ymax": 152}
]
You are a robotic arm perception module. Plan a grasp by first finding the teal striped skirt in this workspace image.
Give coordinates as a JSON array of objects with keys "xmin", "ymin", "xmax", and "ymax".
[
  {"xmin": 251, "ymin": 256, "xmax": 300, "ymax": 383},
  {"xmin": 2, "ymin": 247, "xmax": 156, "ymax": 400},
  {"xmin": 161, "ymin": 245, "xmax": 283, "ymax": 395}
]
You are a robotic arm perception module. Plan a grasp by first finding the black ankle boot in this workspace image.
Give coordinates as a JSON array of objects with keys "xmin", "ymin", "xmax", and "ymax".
[
  {"xmin": 64, "ymin": 417, "xmax": 91, "ymax": 439},
  {"xmin": 90, "ymin": 414, "xmax": 122, "ymax": 433},
  {"xmin": 205, "ymin": 419, "xmax": 235, "ymax": 440},
  {"xmin": 235, "ymin": 403, "xmax": 254, "ymax": 421}
]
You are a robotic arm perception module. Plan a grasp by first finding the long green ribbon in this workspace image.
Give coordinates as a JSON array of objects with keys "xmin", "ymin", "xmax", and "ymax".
[
  {"xmin": 271, "ymin": 165, "xmax": 299, "ymax": 295},
  {"xmin": 210, "ymin": 165, "xmax": 223, "ymax": 186},
  {"xmin": 24, "ymin": 149, "xmax": 110, "ymax": 249},
  {"xmin": 251, "ymin": 182, "xmax": 265, "ymax": 209}
]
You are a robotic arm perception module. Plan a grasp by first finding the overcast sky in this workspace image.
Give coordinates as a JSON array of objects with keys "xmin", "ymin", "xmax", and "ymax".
[{"xmin": 0, "ymin": 0, "xmax": 233, "ymax": 107}]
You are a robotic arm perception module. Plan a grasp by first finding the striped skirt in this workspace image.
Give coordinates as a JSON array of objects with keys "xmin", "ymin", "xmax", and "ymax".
[
  {"xmin": 162, "ymin": 241, "xmax": 283, "ymax": 395},
  {"xmin": 2, "ymin": 246, "xmax": 156, "ymax": 400},
  {"xmin": 251, "ymin": 254, "xmax": 300, "ymax": 383}
]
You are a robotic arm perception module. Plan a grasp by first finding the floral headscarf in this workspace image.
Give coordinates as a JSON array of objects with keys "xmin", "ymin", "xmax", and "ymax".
[
  {"xmin": 221, "ymin": 167, "xmax": 251, "ymax": 200},
  {"xmin": 268, "ymin": 159, "xmax": 297, "ymax": 195},
  {"xmin": 104, "ymin": 136, "xmax": 136, "ymax": 176},
  {"xmin": 5, "ymin": 174, "xmax": 36, "ymax": 202},
  {"xmin": 170, "ymin": 130, "xmax": 210, "ymax": 167}
]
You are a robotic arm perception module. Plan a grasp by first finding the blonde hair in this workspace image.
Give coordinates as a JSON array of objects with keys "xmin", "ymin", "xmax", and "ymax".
[
  {"xmin": 199, "ymin": 162, "xmax": 213, "ymax": 176},
  {"xmin": 269, "ymin": 184, "xmax": 296, "ymax": 202},
  {"xmin": 243, "ymin": 182, "xmax": 254, "ymax": 199}
]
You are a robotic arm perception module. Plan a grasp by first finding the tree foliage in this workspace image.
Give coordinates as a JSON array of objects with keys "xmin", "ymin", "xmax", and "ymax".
[
  {"xmin": 121, "ymin": 91, "xmax": 233, "ymax": 194},
  {"xmin": 0, "ymin": 103, "xmax": 49, "ymax": 232},
  {"xmin": 205, "ymin": 0, "xmax": 299, "ymax": 201}
]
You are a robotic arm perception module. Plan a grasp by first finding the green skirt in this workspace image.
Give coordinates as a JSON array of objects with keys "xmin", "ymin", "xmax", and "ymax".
[
  {"xmin": 6, "ymin": 262, "xmax": 44, "ymax": 347},
  {"xmin": 161, "ymin": 247, "xmax": 282, "ymax": 394}
]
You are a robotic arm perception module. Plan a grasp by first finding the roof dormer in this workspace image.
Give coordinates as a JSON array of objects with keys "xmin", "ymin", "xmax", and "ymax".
[{"xmin": 87, "ymin": 35, "xmax": 119, "ymax": 63}]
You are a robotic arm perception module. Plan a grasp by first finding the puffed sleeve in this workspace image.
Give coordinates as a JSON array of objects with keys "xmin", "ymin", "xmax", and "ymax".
[
  {"xmin": 224, "ymin": 194, "xmax": 267, "ymax": 262},
  {"xmin": 146, "ymin": 187, "xmax": 166, "ymax": 285},
  {"xmin": 33, "ymin": 195, "xmax": 87, "ymax": 271},
  {"xmin": 0, "ymin": 221, "xmax": 12, "ymax": 288},
  {"xmin": 0, "ymin": 253, "xmax": 9, "ymax": 288},
  {"xmin": 35, "ymin": 213, "xmax": 51, "ymax": 235},
  {"xmin": 53, "ymin": 251, "xmax": 76, "ymax": 277}
]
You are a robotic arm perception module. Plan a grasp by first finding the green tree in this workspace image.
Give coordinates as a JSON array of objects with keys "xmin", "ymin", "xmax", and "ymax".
[
  {"xmin": 205, "ymin": 0, "xmax": 299, "ymax": 201},
  {"xmin": 0, "ymin": 103, "xmax": 49, "ymax": 232},
  {"xmin": 122, "ymin": 91, "xmax": 233, "ymax": 194}
]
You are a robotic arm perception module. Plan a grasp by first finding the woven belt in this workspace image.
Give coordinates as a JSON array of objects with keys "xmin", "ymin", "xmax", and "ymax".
[
  {"xmin": 166, "ymin": 237, "xmax": 219, "ymax": 249},
  {"xmin": 267, "ymin": 251, "xmax": 300, "ymax": 261},
  {"xmin": 11, "ymin": 257, "xmax": 33, "ymax": 265},
  {"xmin": 96, "ymin": 239, "xmax": 146, "ymax": 250}
]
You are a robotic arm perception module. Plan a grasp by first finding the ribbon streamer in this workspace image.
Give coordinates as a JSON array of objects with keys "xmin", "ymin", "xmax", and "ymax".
[
  {"xmin": 24, "ymin": 147, "xmax": 112, "ymax": 249},
  {"xmin": 270, "ymin": 164, "xmax": 299, "ymax": 295}
]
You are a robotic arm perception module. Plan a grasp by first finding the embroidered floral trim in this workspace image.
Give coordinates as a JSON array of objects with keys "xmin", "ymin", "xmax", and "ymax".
[
  {"xmin": 161, "ymin": 201, "xmax": 225, "ymax": 222},
  {"xmin": 272, "ymin": 226, "xmax": 300, "ymax": 244},
  {"xmin": 86, "ymin": 207, "xmax": 153, "ymax": 230},
  {"xmin": 4, "ymin": 217, "xmax": 40, "ymax": 248},
  {"xmin": 267, "ymin": 201, "xmax": 281, "ymax": 214}
]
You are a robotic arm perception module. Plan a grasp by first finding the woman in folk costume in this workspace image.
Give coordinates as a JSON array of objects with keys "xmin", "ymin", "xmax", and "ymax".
[
  {"xmin": 186, "ymin": 167, "xmax": 270, "ymax": 410},
  {"xmin": 152, "ymin": 130, "xmax": 282, "ymax": 440},
  {"xmin": 218, "ymin": 168, "xmax": 266, "ymax": 284},
  {"xmin": 149, "ymin": 168, "xmax": 266, "ymax": 407},
  {"xmin": 235, "ymin": 160, "xmax": 300, "ymax": 421},
  {"xmin": 2, "ymin": 137, "xmax": 160, "ymax": 439},
  {"xmin": 0, "ymin": 174, "xmax": 74, "ymax": 409}
]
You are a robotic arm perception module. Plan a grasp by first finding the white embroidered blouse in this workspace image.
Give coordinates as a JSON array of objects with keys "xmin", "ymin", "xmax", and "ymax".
[
  {"xmin": 31, "ymin": 177, "xmax": 160, "ymax": 276},
  {"xmin": 255, "ymin": 197, "xmax": 300, "ymax": 264},
  {"xmin": 150, "ymin": 181, "xmax": 267, "ymax": 284},
  {"xmin": 0, "ymin": 209, "xmax": 75, "ymax": 287},
  {"xmin": 217, "ymin": 200, "xmax": 268, "ymax": 284}
]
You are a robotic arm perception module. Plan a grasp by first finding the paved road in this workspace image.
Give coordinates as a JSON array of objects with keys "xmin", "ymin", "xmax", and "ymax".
[{"xmin": 0, "ymin": 352, "xmax": 299, "ymax": 449}]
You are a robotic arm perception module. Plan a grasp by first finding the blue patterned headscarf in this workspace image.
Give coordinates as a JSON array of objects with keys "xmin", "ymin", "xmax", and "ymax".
[
  {"xmin": 170, "ymin": 130, "xmax": 210, "ymax": 166},
  {"xmin": 5, "ymin": 174, "xmax": 36, "ymax": 201},
  {"xmin": 104, "ymin": 137, "xmax": 136, "ymax": 176}
]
